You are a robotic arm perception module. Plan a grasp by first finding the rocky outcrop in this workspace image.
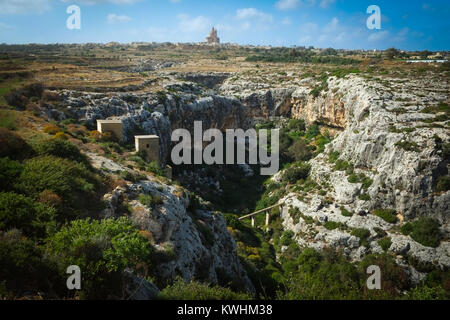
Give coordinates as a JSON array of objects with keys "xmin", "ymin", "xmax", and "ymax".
[
  {"xmin": 276, "ymin": 74, "xmax": 449, "ymax": 274},
  {"xmin": 89, "ymin": 153, "xmax": 255, "ymax": 294}
]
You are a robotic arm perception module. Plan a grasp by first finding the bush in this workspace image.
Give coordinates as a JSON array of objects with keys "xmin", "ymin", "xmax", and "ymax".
[
  {"xmin": 378, "ymin": 237, "xmax": 392, "ymax": 252},
  {"xmin": 0, "ymin": 128, "xmax": 29, "ymax": 159},
  {"xmin": 278, "ymin": 248, "xmax": 361, "ymax": 300},
  {"xmin": 159, "ymin": 278, "xmax": 251, "ymax": 300},
  {"xmin": 282, "ymin": 162, "xmax": 310, "ymax": 184},
  {"xmin": 139, "ymin": 193, "xmax": 163, "ymax": 208},
  {"xmin": 280, "ymin": 230, "xmax": 295, "ymax": 246},
  {"xmin": 0, "ymin": 157, "xmax": 23, "ymax": 192},
  {"xmin": 324, "ymin": 221, "xmax": 340, "ymax": 230},
  {"xmin": 288, "ymin": 119, "xmax": 306, "ymax": 132},
  {"xmin": 17, "ymin": 156, "xmax": 94, "ymax": 198},
  {"xmin": 146, "ymin": 161, "xmax": 166, "ymax": 177},
  {"xmin": 45, "ymin": 217, "xmax": 154, "ymax": 299},
  {"xmin": 373, "ymin": 209, "xmax": 398, "ymax": 224},
  {"xmin": 436, "ymin": 175, "xmax": 450, "ymax": 192},
  {"xmin": 358, "ymin": 193, "xmax": 371, "ymax": 201},
  {"xmin": 401, "ymin": 218, "xmax": 441, "ymax": 248},
  {"xmin": 0, "ymin": 111, "xmax": 18, "ymax": 130},
  {"xmin": 340, "ymin": 207, "xmax": 353, "ymax": 217},
  {"xmin": 42, "ymin": 124, "xmax": 61, "ymax": 135},
  {"xmin": 351, "ymin": 228, "xmax": 370, "ymax": 246},
  {"xmin": 0, "ymin": 192, "xmax": 56, "ymax": 238},
  {"xmin": 32, "ymin": 138, "xmax": 87, "ymax": 163},
  {"xmin": 328, "ymin": 150, "xmax": 340, "ymax": 163},
  {"xmin": 0, "ymin": 230, "xmax": 59, "ymax": 296},
  {"xmin": 287, "ymin": 139, "xmax": 312, "ymax": 161},
  {"xmin": 334, "ymin": 159, "xmax": 351, "ymax": 171}
]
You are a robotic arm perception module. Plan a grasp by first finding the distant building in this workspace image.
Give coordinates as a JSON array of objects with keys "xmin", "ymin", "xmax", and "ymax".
[
  {"xmin": 135, "ymin": 135, "xmax": 160, "ymax": 163},
  {"xmin": 97, "ymin": 120, "xmax": 123, "ymax": 141},
  {"xmin": 206, "ymin": 27, "xmax": 220, "ymax": 45}
]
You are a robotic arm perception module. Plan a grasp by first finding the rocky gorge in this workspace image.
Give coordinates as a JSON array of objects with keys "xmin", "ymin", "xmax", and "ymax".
[{"xmin": 40, "ymin": 67, "xmax": 449, "ymax": 293}]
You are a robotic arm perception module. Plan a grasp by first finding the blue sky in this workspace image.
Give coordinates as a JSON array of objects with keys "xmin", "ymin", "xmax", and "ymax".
[{"xmin": 0, "ymin": 0, "xmax": 448, "ymax": 50}]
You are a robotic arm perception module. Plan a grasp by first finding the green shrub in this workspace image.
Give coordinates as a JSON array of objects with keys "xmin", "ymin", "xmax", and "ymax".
[
  {"xmin": 334, "ymin": 159, "xmax": 351, "ymax": 171},
  {"xmin": 351, "ymin": 228, "xmax": 370, "ymax": 246},
  {"xmin": 347, "ymin": 174, "xmax": 359, "ymax": 183},
  {"xmin": 147, "ymin": 161, "xmax": 166, "ymax": 177},
  {"xmin": 288, "ymin": 119, "xmax": 306, "ymax": 132},
  {"xmin": 0, "ymin": 111, "xmax": 18, "ymax": 130},
  {"xmin": 324, "ymin": 221, "xmax": 340, "ymax": 230},
  {"xmin": 0, "ymin": 192, "xmax": 56, "ymax": 238},
  {"xmin": 32, "ymin": 138, "xmax": 87, "ymax": 164},
  {"xmin": 358, "ymin": 193, "xmax": 371, "ymax": 201},
  {"xmin": 0, "ymin": 128, "xmax": 29, "ymax": 159},
  {"xmin": 282, "ymin": 162, "xmax": 310, "ymax": 184},
  {"xmin": 159, "ymin": 278, "xmax": 251, "ymax": 300},
  {"xmin": 378, "ymin": 237, "xmax": 392, "ymax": 251},
  {"xmin": 17, "ymin": 156, "xmax": 95, "ymax": 199},
  {"xmin": 45, "ymin": 217, "xmax": 154, "ymax": 299},
  {"xmin": 328, "ymin": 150, "xmax": 340, "ymax": 163},
  {"xmin": 436, "ymin": 175, "xmax": 450, "ymax": 192},
  {"xmin": 280, "ymin": 230, "xmax": 295, "ymax": 246},
  {"xmin": 278, "ymin": 248, "xmax": 361, "ymax": 300},
  {"xmin": 400, "ymin": 218, "xmax": 441, "ymax": 248},
  {"xmin": 305, "ymin": 124, "xmax": 321, "ymax": 139},
  {"xmin": 287, "ymin": 139, "xmax": 312, "ymax": 161},
  {"xmin": 139, "ymin": 193, "xmax": 164, "ymax": 208},
  {"xmin": 373, "ymin": 209, "xmax": 398, "ymax": 224},
  {"xmin": 0, "ymin": 230, "xmax": 59, "ymax": 295},
  {"xmin": 195, "ymin": 221, "xmax": 214, "ymax": 248},
  {"xmin": 340, "ymin": 207, "xmax": 353, "ymax": 217},
  {"xmin": 395, "ymin": 140, "xmax": 420, "ymax": 152},
  {"xmin": 0, "ymin": 157, "xmax": 23, "ymax": 192}
]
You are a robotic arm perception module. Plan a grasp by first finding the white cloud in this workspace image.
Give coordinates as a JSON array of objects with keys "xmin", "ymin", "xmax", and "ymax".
[
  {"xmin": 0, "ymin": 0, "xmax": 52, "ymax": 14},
  {"xmin": 368, "ymin": 30, "xmax": 390, "ymax": 42},
  {"xmin": 177, "ymin": 14, "xmax": 211, "ymax": 33},
  {"xmin": 275, "ymin": 0, "xmax": 299, "ymax": 10},
  {"xmin": 319, "ymin": 0, "xmax": 335, "ymax": 8},
  {"xmin": 236, "ymin": 8, "xmax": 273, "ymax": 23},
  {"xmin": 107, "ymin": 13, "xmax": 131, "ymax": 24},
  {"xmin": 323, "ymin": 17, "xmax": 338, "ymax": 33}
]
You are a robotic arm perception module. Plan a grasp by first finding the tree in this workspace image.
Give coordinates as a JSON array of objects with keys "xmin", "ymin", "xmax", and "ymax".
[
  {"xmin": 45, "ymin": 217, "xmax": 154, "ymax": 299},
  {"xmin": 385, "ymin": 47, "xmax": 399, "ymax": 59}
]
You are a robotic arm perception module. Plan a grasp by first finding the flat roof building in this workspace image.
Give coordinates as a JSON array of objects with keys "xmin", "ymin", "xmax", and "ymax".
[
  {"xmin": 97, "ymin": 120, "xmax": 123, "ymax": 141},
  {"xmin": 135, "ymin": 135, "xmax": 160, "ymax": 163}
]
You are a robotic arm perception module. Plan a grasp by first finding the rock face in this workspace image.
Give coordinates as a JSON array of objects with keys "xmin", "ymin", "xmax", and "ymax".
[
  {"xmin": 54, "ymin": 69, "xmax": 448, "ymax": 284},
  {"xmin": 58, "ymin": 86, "xmax": 252, "ymax": 164},
  {"xmin": 89, "ymin": 153, "xmax": 254, "ymax": 294},
  {"xmin": 275, "ymin": 74, "xmax": 449, "ymax": 275}
]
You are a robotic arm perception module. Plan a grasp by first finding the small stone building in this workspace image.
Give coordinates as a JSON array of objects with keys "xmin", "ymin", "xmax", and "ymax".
[
  {"xmin": 97, "ymin": 120, "xmax": 123, "ymax": 141},
  {"xmin": 135, "ymin": 135, "xmax": 160, "ymax": 163}
]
